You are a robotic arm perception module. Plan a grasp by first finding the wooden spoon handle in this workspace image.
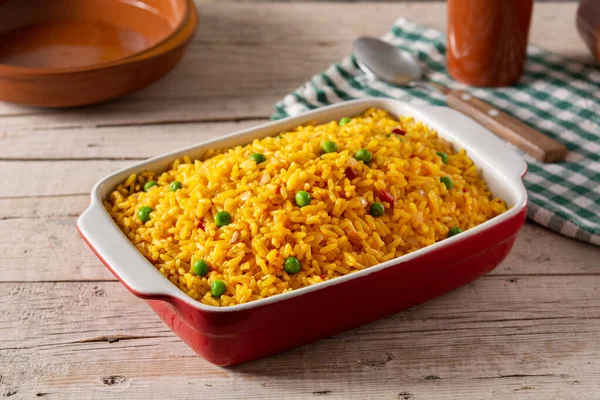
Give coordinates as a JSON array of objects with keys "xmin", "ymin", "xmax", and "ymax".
[{"xmin": 445, "ymin": 89, "xmax": 568, "ymax": 163}]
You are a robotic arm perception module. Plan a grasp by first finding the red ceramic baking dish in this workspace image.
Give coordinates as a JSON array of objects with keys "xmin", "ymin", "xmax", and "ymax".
[{"xmin": 77, "ymin": 98, "xmax": 528, "ymax": 366}]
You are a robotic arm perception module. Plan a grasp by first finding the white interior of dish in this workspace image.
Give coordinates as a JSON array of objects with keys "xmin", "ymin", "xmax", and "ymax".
[{"xmin": 78, "ymin": 98, "xmax": 528, "ymax": 312}]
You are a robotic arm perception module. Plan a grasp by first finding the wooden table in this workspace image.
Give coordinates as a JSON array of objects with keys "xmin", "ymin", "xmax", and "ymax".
[{"xmin": 1, "ymin": 2, "xmax": 598, "ymax": 399}]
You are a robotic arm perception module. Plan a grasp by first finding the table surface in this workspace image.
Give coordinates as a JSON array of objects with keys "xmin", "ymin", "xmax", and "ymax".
[{"xmin": 1, "ymin": 2, "xmax": 599, "ymax": 399}]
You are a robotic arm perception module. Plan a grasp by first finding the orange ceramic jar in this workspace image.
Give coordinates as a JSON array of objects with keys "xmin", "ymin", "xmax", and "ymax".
[{"xmin": 447, "ymin": 0, "xmax": 534, "ymax": 87}]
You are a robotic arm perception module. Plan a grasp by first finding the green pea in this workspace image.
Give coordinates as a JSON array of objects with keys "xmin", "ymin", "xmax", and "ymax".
[
  {"xmin": 250, "ymin": 153, "xmax": 267, "ymax": 164},
  {"xmin": 170, "ymin": 181, "xmax": 183, "ymax": 191},
  {"xmin": 338, "ymin": 117, "xmax": 351, "ymax": 126},
  {"xmin": 210, "ymin": 280, "xmax": 226, "ymax": 297},
  {"xmin": 192, "ymin": 259, "xmax": 210, "ymax": 276},
  {"xmin": 440, "ymin": 176, "xmax": 453, "ymax": 190},
  {"xmin": 295, "ymin": 191, "xmax": 311, "ymax": 207},
  {"xmin": 214, "ymin": 211, "xmax": 232, "ymax": 227},
  {"xmin": 137, "ymin": 206, "xmax": 153, "ymax": 223},
  {"xmin": 370, "ymin": 202, "xmax": 385, "ymax": 217},
  {"xmin": 436, "ymin": 152, "xmax": 449, "ymax": 164},
  {"xmin": 283, "ymin": 256, "xmax": 301, "ymax": 274},
  {"xmin": 355, "ymin": 148, "xmax": 372, "ymax": 164},
  {"xmin": 321, "ymin": 141, "xmax": 338, "ymax": 154},
  {"xmin": 448, "ymin": 227, "xmax": 463, "ymax": 237},
  {"xmin": 144, "ymin": 180, "xmax": 157, "ymax": 191}
]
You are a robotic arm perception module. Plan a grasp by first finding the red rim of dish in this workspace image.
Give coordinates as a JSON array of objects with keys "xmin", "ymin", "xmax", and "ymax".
[{"xmin": 0, "ymin": 0, "xmax": 194, "ymax": 77}]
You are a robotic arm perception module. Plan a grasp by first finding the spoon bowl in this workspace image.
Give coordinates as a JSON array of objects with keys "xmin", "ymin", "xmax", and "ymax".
[{"xmin": 353, "ymin": 37, "xmax": 423, "ymax": 85}]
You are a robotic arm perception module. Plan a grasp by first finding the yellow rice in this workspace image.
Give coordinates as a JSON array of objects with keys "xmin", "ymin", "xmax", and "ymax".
[{"xmin": 105, "ymin": 108, "xmax": 507, "ymax": 307}]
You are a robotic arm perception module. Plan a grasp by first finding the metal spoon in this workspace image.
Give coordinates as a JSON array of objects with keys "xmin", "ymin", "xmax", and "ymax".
[{"xmin": 353, "ymin": 37, "xmax": 567, "ymax": 163}]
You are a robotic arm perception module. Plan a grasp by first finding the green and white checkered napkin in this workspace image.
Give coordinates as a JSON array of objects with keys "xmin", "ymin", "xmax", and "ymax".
[{"xmin": 272, "ymin": 18, "xmax": 600, "ymax": 246}]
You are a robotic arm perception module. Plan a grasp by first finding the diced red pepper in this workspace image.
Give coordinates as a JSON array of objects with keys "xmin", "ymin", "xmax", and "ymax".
[
  {"xmin": 392, "ymin": 127, "xmax": 406, "ymax": 135},
  {"xmin": 345, "ymin": 167, "xmax": 359, "ymax": 180},
  {"xmin": 378, "ymin": 189, "xmax": 396, "ymax": 207},
  {"xmin": 197, "ymin": 220, "xmax": 205, "ymax": 230},
  {"xmin": 348, "ymin": 231, "xmax": 362, "ymax": 244},
  {"xmin": 320, "ymin": 275, "xmax": 325, "ymax": 280}
]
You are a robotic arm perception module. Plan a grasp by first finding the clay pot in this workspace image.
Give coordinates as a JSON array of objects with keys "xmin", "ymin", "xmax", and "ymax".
[{"xmin": 0, "ymin": 0, "xmax": 198, "ymax": 107}]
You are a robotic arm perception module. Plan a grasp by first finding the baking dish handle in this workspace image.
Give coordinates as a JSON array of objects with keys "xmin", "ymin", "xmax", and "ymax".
[{"xmin": 77, "ymin": 202, "xmax": 180, "ymax": 300}]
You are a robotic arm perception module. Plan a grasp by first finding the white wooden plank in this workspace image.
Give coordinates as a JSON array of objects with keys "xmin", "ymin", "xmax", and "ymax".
[
  {"xmin": 0, "ymin": 217, "xmax": 115, "ymax": 281},
  {"xmin": 1, "ymin": 277, "xmax": 598, "ymax": 399},
  {"xmin": 0, "ymin": 161, "xmax": 130, "ymax": 197},
  {"xmin": 0, "ymin": 195, "xmax": 88, "ymax": 219},
  {"xmin": 0, "ymin": 121, "xmax": 262, "ymax": 160}
]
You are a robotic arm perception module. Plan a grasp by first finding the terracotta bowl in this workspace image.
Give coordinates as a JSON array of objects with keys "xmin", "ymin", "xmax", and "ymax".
[{"xmin": 0, "ymin": 0, "xmax": 198, "ymax": 107}]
